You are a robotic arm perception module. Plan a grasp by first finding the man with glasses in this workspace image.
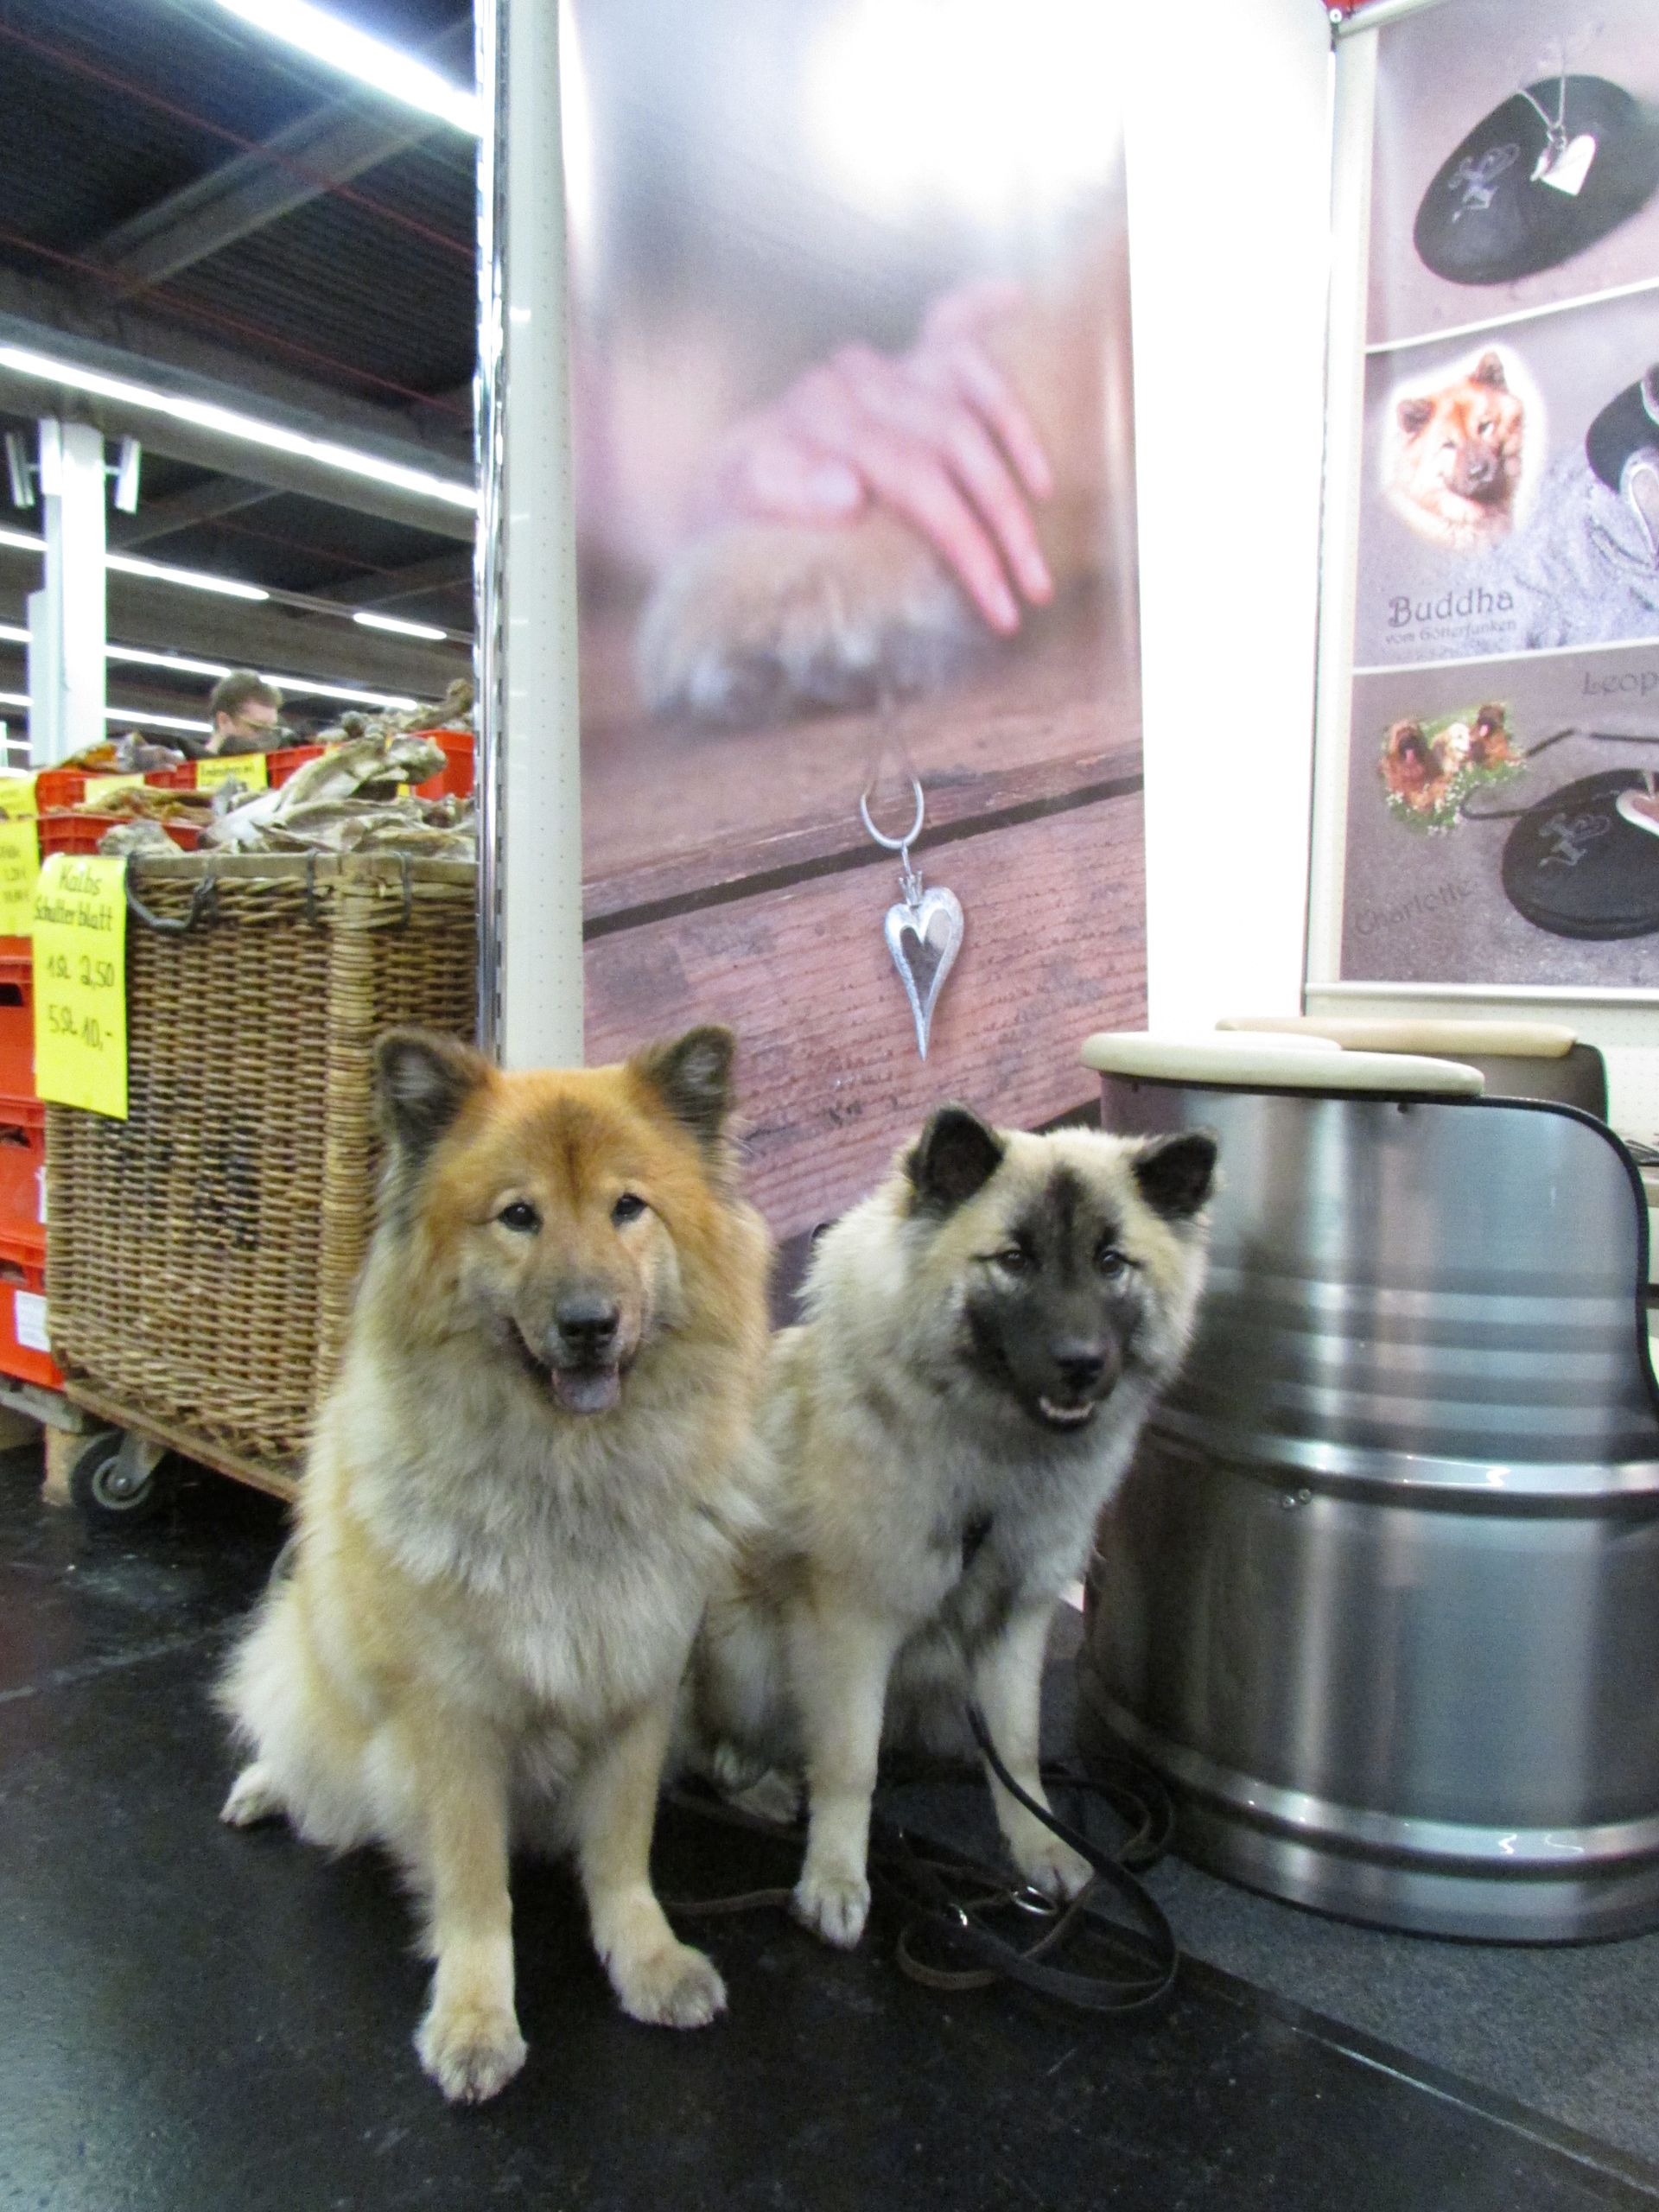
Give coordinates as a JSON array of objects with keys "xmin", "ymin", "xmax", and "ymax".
[{"xmin": 207, "ymin": 671, "xmax": 283, "ymax": 755}]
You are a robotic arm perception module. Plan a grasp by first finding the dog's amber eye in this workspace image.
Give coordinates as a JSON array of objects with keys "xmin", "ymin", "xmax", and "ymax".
[
  {"xmin": 1097, "ymin": 1243, "xmax": 1128, "ymax": 1278},
  {"xmin": 497, "ymin": 1201, "xmax": 540, "ymax": 1234},
  {"xmin": 612, "ymin": 1192, "xmax": 647, "ymax": 1225}
]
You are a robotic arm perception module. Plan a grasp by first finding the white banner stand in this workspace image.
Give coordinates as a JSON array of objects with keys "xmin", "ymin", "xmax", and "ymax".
[{"xmin": 475, "ymin": 0, "xmax": 584, "ymax": 1070}]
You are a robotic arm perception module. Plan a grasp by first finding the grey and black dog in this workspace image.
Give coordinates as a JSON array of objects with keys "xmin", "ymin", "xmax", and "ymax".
[{"xmin": 689, "ymin": 1104, "xmax": 1217, "ymax": 1948}]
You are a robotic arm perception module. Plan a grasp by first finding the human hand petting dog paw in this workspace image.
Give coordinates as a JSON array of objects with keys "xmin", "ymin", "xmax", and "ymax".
[
  {"xmin": 415, "ymin": 1996, "xmax": 528, "ymax": 2105},
  {"xmin": 684, "ymin": 278, "xmax": 1052, "ymax": 639},
  {"xmin": 792, "ymin": 1864, "xmax": 872, "ymax": 1948},
  {"xmin": 608, "ymin": 1938, "xmax": 728, "ymax": 2029}
]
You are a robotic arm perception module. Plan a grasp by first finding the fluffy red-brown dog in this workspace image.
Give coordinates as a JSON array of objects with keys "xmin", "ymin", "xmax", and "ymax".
[{"xmin": 219, "ymin": 1025, "xmax": 772, "ymax": 2102}]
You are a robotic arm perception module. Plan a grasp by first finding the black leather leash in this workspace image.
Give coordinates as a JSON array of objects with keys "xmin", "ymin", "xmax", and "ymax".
[{"xmin": 665, "ymin": 1705, "xmax": 1179, "ymax": 2018}]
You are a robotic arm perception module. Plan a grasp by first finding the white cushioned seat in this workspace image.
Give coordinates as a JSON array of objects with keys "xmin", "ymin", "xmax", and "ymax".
[{"xmin": 1080, "ymin": 1031, "xmax": 1484, "ymax": 1097}]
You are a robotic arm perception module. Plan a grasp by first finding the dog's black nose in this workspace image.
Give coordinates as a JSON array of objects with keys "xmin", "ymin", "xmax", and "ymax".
[
  {"xmin": 1051, "ymin": 1342, "xmax": 1109, "ymax": 1394},
  {"xmin": 556, "ymin": 1296, "xmax": 620, "ymax": 1355}
]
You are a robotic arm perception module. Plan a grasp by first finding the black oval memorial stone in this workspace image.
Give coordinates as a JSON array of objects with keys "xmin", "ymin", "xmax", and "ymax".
[
  {"xmin": 1501, "ymin": 769, "xmax": 1659, "ymax": 939},
  {"xmin": 1414, "ymin": 77, "xmax": 1659, "ymax": 286}
]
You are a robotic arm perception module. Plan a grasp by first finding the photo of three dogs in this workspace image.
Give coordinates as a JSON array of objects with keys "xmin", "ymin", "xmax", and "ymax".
[{"xmin": 219, "ymin": 1022, "xmax": 1217, "ymax": 2101}]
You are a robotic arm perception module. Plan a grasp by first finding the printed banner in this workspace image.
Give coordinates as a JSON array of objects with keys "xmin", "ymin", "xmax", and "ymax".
[
  {"xmin": 565, "ymin": 0, "xmax": 1146, "ymax": 1241},
  {"xmin": 1328, "ymin": 0, "xmax": 1659, "ymax": 991}
]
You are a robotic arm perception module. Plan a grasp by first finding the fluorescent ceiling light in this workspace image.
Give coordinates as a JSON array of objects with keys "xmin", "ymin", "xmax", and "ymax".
[
  {"xmin": 106, "ymin": 707, "xmax": 213, "ymax": 733},
  {"xmin": 0, "ymin": 525, "xmax": 44, "ymax": 555},
  {"xmin": 263, "ymin": 674, "xmax": 421, "ymax": 709},
  {"xmin": 0, "ymin": 623, "xmax": 27, "ymax": 645},
  {"xmin": 353, "ymin": 609, "xmax": 447, "ymax": 641},
  {"xmin": 105, "ymin": 645, "xmax": 232, "ymax": 681},
  {"xmin": 0, "ymin": 346, "xmax": 477, "ymax": 513},
  {"xmin": 104, "ymin": 644, "xmax": 418, "ymax": 712},
  {"xmin": 0, "ymin": 694, "xmax": 210, "ymax": 733},
  {"xmin": 205, "ymin": 0, "xmax": 480, "ymax": 136},
  {"xmin": 106, "ymin": 551, "xmax": 270, "ymax": 601}
]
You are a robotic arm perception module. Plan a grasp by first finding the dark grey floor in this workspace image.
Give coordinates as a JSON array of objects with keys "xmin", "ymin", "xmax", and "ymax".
[
  {"xmin": 3, "ymin": 1450, "xmax": 1658, "ymax": 2212},
  {"xmin": 1040, "ymin": 1610, "xmax": 1659, "ymax": 2173}
]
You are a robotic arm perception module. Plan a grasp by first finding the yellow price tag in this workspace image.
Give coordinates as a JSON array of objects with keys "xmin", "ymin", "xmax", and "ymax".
[
  {"xmin": 0, "ymin": 819, "xmax": 40, "ymax": 938},
  {"xmin": 32, "ymin": 855, "xmax": 127, "ymax": 1119},
  {"xmin": 85, "ymin": 773, "xmax": 144, "ymax": 807},
  {"xmin": 0, "ymin": 774, "xmax": 38, "ymax": 819},
  {"xmin": 197, "ymin": 753, "xmax": 269, "ymax": 794}
]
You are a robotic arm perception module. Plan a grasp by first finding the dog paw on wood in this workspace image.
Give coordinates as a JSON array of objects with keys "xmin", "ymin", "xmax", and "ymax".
[{"xmin": 635, "ymin": 515, "xmax": 976, "ymax": 726}]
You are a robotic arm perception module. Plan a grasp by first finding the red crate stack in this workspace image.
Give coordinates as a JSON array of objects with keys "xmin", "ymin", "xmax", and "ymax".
[{"xmin": 0, "ymin": 809, "xmax": 56, "ymax": 1387}]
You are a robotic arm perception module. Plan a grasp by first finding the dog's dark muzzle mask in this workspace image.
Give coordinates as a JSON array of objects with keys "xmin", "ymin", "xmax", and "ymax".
[{"xmin": 968, "ymin": 1300, "xmax": 1129, "ymax": 1435}]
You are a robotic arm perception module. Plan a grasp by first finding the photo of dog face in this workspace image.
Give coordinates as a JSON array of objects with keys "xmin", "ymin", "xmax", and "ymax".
[{"xmin": 1388, "ymin": 350, "xmax": 1528, "ymax": 549}]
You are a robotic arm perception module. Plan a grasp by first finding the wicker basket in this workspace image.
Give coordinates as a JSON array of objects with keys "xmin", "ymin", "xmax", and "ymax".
[{"xmin": 45, "ymin": 853, "xmax": 476, "ymax": 1492}]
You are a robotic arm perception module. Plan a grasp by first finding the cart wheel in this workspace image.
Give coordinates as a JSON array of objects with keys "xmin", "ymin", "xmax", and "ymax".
[{"xmin": 69, "ymin": 1432, "xmax": 173, "ymax": 1529}]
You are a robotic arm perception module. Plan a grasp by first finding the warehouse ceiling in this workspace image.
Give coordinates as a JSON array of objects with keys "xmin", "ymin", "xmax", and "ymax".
[{"xmin": 0, "ymin": 0, "xmax": 478, "ymax": 734}]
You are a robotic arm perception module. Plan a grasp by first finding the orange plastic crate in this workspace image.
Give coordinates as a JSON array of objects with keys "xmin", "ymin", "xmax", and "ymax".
[
  {"xmin": 37, "ymin": 813, "xmax": 202, "ymax": 857},
  {"xmin": 268, "ymin": 743, "xmax": 328, "ymax": 787},
  {"xmin": 34, "ymin": 769, "xmax": 89, "ymax": 814},
  {"xmin": 0, "ymin": 1096, "xmax": 45, "ymax": 1242},
  {"xmin": 0, "ymin": 1226, "xmax": 58, "ymax": 1389},
  {"xmin": 0, "ymin": 956, "xmax": 31, "ymax": 1097},
  {"xmin": 412, "ymin": 728, "xmax": 474, "ymax": 801}
]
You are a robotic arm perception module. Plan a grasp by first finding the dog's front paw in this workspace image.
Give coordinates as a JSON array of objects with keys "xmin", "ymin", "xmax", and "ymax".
[
  {"xmin": 610, "ymin": 1938, "xmax": 728, "ymax": 2030},
  {"xmin": 415, "ymin": 1997, "xmax": 527, "ymax": 2104},
  {"xmin": 792, "ymin": 1863, "xmax": 871, "ymax": 1948},
  {"xmin": 1010, "ymin": 1830, "xmax": 1094, "ymax": 1905},
  {"xmin": 636, "ymin": 518, "xmax": 973, "ymax": 727}
]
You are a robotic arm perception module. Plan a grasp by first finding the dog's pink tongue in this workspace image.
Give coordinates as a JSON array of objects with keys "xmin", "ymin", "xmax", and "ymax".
[{"xmin": 551, "ymin": 1366, "xmax": 621, "ymax": 1416}]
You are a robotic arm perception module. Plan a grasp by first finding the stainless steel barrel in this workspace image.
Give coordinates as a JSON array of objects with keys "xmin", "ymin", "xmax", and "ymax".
[{"xmin": 1077, "ymin": 1065, "xmax": 1659, "ymax": 1940}]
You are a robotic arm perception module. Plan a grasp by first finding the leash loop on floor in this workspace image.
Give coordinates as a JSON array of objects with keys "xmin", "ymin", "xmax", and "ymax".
[{"xmin": 667, "ymin": 1700, "xmax": 1179, "ymax": 2019}]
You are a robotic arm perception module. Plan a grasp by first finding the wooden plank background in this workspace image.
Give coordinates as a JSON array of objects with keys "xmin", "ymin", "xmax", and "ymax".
[
  {"xmin": 586, "ymin": 791, "xmax": 1145, "ymax": 1240},
  {"xmin": 579, "ymin": 582, "xmax": 1146, "ymax": 1240}
]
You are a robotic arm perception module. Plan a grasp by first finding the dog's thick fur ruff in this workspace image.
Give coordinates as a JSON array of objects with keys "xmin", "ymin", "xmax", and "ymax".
[
  {"xmin": 219, "ymin": 1025, "xmax": 771, "ymax": 2101},
  {"xmin": 688, "ymin": 1109, "xmax": 1215, "ymax": 1949}
]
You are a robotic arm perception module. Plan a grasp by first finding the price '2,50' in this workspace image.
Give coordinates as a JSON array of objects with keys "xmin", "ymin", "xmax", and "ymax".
[{"xmin": 39, "ymin": 953, "xmax": 116, "ymax": 989}]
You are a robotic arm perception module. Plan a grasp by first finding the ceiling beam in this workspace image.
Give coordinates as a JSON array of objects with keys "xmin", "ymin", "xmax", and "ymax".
[
  {"xmin": 308, "ymin": 548, "xmax": 474, "ymax": 609},
  {"xmin": 85, "ymin": 104, "xmax": 436, "ymax": 295},
  {"xmin": 0, "ymin": 267, "xmax": 473, "ymax": 541},
  {"xmin": 108, "ymin": 476, "xmax": 273, "ymax": 550},
  {"xmin": 0, "ymin": 539, "xmax": 467, "ymax": 696}
]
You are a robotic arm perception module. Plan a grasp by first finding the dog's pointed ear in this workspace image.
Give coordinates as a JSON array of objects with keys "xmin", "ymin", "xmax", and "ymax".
[
  {"xmin": 632, "ymin": 1025, "xmax": 737, "ymax": 1149},
  {"xmin": 377, "ymin": 1029, "xmax": 491, "ymax": 1161},
  {"xmin": 1471, "ymin": 351, "xmax": 1507, "ymax": 390},
  {"xmin": 1398, "ymin": 395, "xmax": 1433, "ymax": 435},
  {"xmin": 1132, "ymin": 1130, "xmax": 1218, "ymax": 1221},
  {"xmin": 906, "ymin": 1105, "xmax": 1005, "ymax": 1212}
]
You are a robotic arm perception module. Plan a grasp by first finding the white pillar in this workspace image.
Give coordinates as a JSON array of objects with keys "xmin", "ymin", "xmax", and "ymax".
[
  {"xmin": 475, "ymin": 0, "xmax": 584, "ymax": 1070},
  {"xmin": 32, "ymin": 419, "xmax": 108, "ymax": 766}
]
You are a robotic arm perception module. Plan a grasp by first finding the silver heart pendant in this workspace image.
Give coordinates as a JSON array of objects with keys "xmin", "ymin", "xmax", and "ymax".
[{"xmin": 884, "ymin": 885, "xmax": 963, "ymax": 1058}]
